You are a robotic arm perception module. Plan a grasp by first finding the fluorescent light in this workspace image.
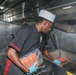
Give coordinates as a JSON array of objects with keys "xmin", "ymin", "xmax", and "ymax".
[
  {"xmin": 0, "ymin": 6, "xmax": 4, "ymax": 10},
  {"xmin": 63, "ymin": 6, "xmax": 72, "ymax": 9}
]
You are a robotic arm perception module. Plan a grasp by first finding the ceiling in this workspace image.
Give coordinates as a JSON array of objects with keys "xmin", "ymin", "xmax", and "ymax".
[
  {"xmin": 0, "ymin": 0, "xmax": 58, "ymax": 24},
  {"xmin": 0, "ymin": 0, "xmax": 76, "ymax": 25},
  {"xmin": 0, "ymin": 0, "xmax": 57, "ymax": 13}
]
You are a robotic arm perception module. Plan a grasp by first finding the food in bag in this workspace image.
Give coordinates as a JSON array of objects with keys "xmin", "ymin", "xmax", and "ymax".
[{"xmin": 20, "ymin": 48, "xmax": 43, "ymax": 68}]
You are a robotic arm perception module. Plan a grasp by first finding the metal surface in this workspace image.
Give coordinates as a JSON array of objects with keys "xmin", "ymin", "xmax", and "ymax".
[
  {"xmin": 46, "ymin": 28, "xmax": 76, "ymax": 53},
  {"xmin": 0, "ymin": 21, "xmax": 20, "ymax": 65},
  {"xmin": 0, "ymin": 21, "xmax": 20, "ymax": 50},
  {"xmin": 49, "ymin": 3, "xmax": 76, "ymax": 32},
  {"xmin": 45, "ymin": 28, "xmax": 62, "ymax": 52},
  {"xmin": 54, "ymin": 23, "xmax": 76, "ymax": 32},
  {"xmin": 47, "ymin": 0, "xmax": 76, "ymax": 10},
  {"xmin": 50, "ymin": 50, "xmax": 76, "ymax": 74},
  {"xmin": 60, "ymin": 32, "xmax": 76, "ymax": 53}
]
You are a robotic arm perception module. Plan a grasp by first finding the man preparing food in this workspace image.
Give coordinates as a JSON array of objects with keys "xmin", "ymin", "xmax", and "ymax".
[{"xmin": 2, "ymin": 9, "xmax": 60, "ymax": 75}]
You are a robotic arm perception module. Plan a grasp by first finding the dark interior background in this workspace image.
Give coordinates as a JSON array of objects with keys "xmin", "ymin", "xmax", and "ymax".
[{"xmin": 0, "ymin": 0, "xmax": 76, "ymax": 53}]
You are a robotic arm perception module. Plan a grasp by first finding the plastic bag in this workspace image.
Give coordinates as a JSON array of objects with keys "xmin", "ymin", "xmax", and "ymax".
[{"xmin": 20, "ymin": 48, "xmax": 43, "ymax": 68}]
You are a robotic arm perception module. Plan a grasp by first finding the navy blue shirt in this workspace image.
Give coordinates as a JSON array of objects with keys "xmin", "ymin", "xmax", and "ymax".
[{"xmin": 9, "ymin": 25, "xmax": 46, "ymax": 57}]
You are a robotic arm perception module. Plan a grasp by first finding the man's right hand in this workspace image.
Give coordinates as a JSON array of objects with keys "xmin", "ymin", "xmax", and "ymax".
[{"xmin": 27, "ymin": 62, "xmax": 38, "ymax": 75}]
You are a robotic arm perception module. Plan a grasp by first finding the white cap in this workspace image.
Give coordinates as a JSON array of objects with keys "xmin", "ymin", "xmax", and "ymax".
[{"xmin": 38, "ymin": 10, "xmax": 56, "ymax": 23}]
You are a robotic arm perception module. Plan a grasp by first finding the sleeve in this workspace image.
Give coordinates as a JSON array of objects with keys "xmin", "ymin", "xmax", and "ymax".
[{"xmin": 9, "ymin": 27, "xmax": 30, "ymax": 53}]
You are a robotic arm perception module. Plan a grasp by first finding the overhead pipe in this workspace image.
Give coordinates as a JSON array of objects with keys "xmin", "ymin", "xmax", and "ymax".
[
  {"xmin": 4, "ymin": 1, "xmax": 56, "ymax": 22},
  {"xmin": 47, "ymin": 1, "xmax": 76, "ymax": 10},
  {"xmin": 5, "ymin": 1, "xmax": 56, "ymax": 18},
  {"xmin": 0, "ymin": 0, "xmax": 7, "ymax": 10},
  {"xmin": 0, "ymin": 0, "xmax": 7, "ymax": 6},
  {"xmin": 22, "ymin": 2, "xmax": 25, "ymax": 18},
  {"xmin": 3, "ymin": 0, "xmax": 25, "ymax": 12}
]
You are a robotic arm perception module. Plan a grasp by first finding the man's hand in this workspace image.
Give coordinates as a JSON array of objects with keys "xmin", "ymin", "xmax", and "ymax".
[
  {"xmin": 27, "ymin": 62, "xmax": 38, "ymax": 75},
  {"xmin": 53, "ymin": 59, "xmax": 60, "ymax": 65}
]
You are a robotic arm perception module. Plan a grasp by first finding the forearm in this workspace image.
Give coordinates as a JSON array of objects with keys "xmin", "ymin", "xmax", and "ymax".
[
  {"xmin": 7, "ymin": 48, "xmax": 29, "ymax": 73},
  {"xmin": 43, "ymin": 50, "xmax": 54, "ymax": 61},
  {"xmin": 43, "ymin": 50, "xmax": 62, "ymax": 67}
]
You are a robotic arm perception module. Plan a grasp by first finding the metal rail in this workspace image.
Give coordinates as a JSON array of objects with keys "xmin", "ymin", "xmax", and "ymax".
[{"xmin": 47, "ymin": 1, "xmax": 76, "ymax": 10}]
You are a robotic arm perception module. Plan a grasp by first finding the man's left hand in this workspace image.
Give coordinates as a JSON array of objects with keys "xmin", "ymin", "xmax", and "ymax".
[{"xmin": 53, "ymin": 59, "xmax": 60, "ymax": 65}]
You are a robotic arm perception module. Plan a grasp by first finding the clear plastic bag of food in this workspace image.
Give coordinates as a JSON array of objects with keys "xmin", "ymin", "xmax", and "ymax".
[{"xmin": 20, "ymin": 48, "xmax": 43, "ymax": 68}]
